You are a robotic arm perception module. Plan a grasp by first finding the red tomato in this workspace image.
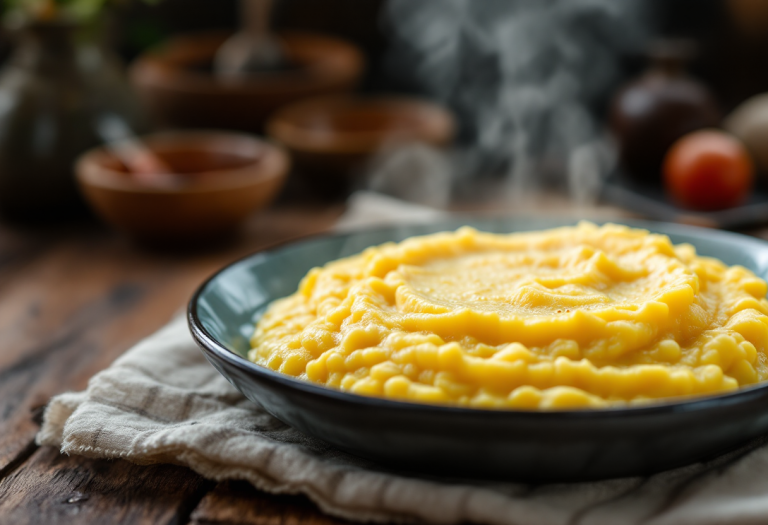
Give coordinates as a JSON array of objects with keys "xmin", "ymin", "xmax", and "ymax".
[{"xmin": 663, "ymin": 130, "xmax": 754, "ymax": 210}]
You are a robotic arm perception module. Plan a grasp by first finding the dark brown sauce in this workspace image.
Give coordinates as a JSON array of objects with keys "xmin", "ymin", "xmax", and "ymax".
[{"xmin": 113, "ymin": 150, "xmax": 258, "ymax": 178}]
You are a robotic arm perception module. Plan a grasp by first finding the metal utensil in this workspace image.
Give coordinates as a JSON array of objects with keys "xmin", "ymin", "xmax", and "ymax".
[{"xmin": 214, "ymin": 0, "xmax": 285, "ymax": 77}]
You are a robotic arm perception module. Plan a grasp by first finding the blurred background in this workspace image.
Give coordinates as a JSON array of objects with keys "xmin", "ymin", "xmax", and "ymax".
[{"xmin": 2, "ymin": 0, "xmax": 768, "ymax": 240}]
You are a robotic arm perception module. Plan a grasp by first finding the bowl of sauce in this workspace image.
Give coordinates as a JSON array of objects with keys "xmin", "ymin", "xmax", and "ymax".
[{"xmin": 76, "ymin": 130, "xmax": 289, "ymax": 243}]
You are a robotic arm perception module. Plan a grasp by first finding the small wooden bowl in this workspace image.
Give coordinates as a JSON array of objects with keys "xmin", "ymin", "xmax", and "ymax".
[
  {"xmin": 75, "ymin": 131, "xmax": 289, "ymax": 243},
  {"xmin": 267, "ymin": 96, "xmax": 456, "ymax": 177},
  {"xmin": 130, "ymin": 32, "xmax": 364, "ymax": 131}
]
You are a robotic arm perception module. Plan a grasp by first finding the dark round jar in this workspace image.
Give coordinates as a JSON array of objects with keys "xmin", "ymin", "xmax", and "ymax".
[
  {"xmin": 610, "ymin": 40, "xmax": 721, "ymax": 185},
  {"xmin": 0, "ymin": 21, "xmax": 146, "ymax": 222}
]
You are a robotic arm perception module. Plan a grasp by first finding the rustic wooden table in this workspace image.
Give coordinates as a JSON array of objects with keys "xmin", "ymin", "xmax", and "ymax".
[
  {"xmin": 0, "ymin": 202, "xmax": 349, "ymax": 525},
  {"xmin": 2, "ymin": 197, "xmax": 767, "ymax": 525}
]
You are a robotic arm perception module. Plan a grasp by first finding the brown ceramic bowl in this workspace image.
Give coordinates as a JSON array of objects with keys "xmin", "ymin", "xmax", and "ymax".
[
  {"xmin": 130, "ymin": 32, "xmax": 364, "ymax": 132},
  {"xmin": 266, "ymin": 96, "xmax": 456, "ymax": 177},
  {"xmin": 75, "ymin": 131, "xmax": 289, "ymax": 243}
]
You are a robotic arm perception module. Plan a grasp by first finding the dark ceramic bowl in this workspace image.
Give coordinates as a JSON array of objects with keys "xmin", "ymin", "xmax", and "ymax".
[{"xmin": 188, "ymin": 218, "xmax": 768, "ymax": 482}]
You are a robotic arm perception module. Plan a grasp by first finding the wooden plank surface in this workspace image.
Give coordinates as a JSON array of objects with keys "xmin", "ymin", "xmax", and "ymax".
[
  {"xmin": 0, "ymin": 202, "xmax": 343, "ymax": 525},
  {"xmin": 190, "ymin": 481, "xmax": 349, "ymax": 525},
  {"xmin": 0, "ymin": 447, "xmax": 213, "ymax": 525}
]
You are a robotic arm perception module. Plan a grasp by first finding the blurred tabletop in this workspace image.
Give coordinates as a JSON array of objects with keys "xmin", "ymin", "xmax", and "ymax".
[
  {"xmin": 2, "ymin": 196, "xmax": 768, "ymax": 524},
  {"xmin": 0, "ymin": 201, "xmax": 346, "ymax": 525}
]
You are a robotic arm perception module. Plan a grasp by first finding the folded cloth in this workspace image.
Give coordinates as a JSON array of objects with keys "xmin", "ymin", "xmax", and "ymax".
[
  {"xmin": 335, "ymin": 191, "xmax": 447, "ymax": 231},
  {"xmin": 39, "ymin": 193, "xmax": 768, "ymax": 525}
]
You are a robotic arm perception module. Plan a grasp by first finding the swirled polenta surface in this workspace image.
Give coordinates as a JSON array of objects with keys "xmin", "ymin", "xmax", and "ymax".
[{"xmin": 249, "ymin": 223, "xmax": 768, "ymax": 409}]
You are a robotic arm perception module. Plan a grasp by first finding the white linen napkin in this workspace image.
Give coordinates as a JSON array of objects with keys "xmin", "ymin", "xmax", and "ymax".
[{"xmin": 38, "ymin": 192, "xmax": 768, "ymax": 525}]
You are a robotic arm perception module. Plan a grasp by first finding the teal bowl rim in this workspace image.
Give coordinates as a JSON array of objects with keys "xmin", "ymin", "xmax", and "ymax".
[{"xmin": 187, "ymin": 218, "xmax": 768, "ymax": 419}]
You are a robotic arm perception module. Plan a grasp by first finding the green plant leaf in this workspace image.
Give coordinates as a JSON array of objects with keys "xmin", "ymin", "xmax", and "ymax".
[{"xmin": 2, "ymin": 0, "xmax": 164, "ymax": 21}]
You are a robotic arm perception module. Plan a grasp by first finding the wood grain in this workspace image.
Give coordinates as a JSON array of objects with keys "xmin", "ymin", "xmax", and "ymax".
[
  {"xmin": 190, "ymin": 481, "xmax": 350, "ymax": 525},
  {"xmin": 0, "ymin": 203, "xmax": 342, "ymax": 524},
  {"xmin": 0, "ymin": 446, "xmax": 213, "ymax": 525},
  {"xmin": 0, "ymin": 232, "xmax": 201, "ymax": 471}
]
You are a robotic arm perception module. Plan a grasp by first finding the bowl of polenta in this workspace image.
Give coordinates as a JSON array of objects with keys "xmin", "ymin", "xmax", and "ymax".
[{"xmin": 188, "ymin": 218, "xmax": 768, "ymax": 481}]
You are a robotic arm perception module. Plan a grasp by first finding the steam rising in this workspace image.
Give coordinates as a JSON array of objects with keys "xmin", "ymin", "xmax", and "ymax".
[{"xmin": 380, "ymin": 0, "xmax": 650, "ymax": 204}]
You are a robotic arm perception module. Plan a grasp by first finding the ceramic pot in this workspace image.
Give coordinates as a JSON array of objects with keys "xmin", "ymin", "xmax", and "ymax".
[
  {"xmin": 610, "ymin": 41, "xmax": 721, "ymax": 185},
  {"xmin": 0, "ymin": 21, "xmax": 146, "ymax": 222}
]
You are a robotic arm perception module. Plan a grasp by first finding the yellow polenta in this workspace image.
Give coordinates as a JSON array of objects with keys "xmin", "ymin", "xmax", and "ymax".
[{"xmin": 249, "ymin": 222, "xmax": 768, "ymax": 409}]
